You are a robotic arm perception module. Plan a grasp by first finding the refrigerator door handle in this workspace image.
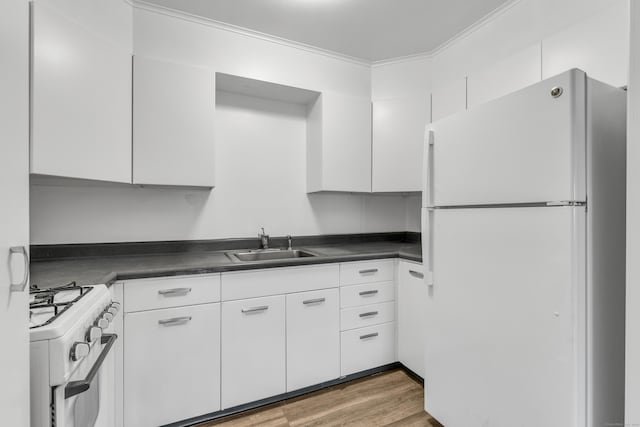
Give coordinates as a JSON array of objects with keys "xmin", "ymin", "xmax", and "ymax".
[
  {"xmin": 426, "ymin": 130, "xmax": 435, "ymax": 208},
  {"xmin": 426, "ymin": 209, "xmax": 434, "ymax": 287}
]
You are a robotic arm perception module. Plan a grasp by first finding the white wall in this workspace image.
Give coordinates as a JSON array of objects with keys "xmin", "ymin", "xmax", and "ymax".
[
  {"xmin": 627, "ymin": 2, "xmax": 640, "ymax": 424},
  {"xmin": 30, "ymin": 91, "xmax": 411, "ymax": 244}
]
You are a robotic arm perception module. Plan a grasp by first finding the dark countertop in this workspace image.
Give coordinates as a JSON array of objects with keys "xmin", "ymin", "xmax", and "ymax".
[{"xmin": 30, "ymin": 241, "xmax": 422, "ymax": 289}]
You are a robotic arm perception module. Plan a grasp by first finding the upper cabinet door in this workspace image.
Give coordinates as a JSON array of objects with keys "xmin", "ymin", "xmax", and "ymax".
[
  {"xmin": 467, "ymin": 44, "xmax": 542, "ymax": 109},
  {"xmin": 542, "ymin": 1, "xmax": 629, "ymax": 88},
  {"xmin": 133, "ymin": 56, "xmax": 215, "ymax": 187},
  {"xmin": 430, "ymin": 69, "xmax": 585, "ymax": 207},
  {"xmin": 31, "ymin": 0, "xmax": 132, "ymax": 183},
  {"xmin": 372, "ymin": 95, "xmax": 430, "ymax": 192},
  {"xmin": 307, "ymin": 92, "xmax": 372, "ymax": 193},
  {"xmin": 431, "ymin": 77, "xmax": 467, "ymax": 123}
]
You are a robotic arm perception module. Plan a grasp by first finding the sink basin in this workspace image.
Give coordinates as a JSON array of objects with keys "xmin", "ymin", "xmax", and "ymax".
[{"xmin": 227, "ymin": 249, "xmax": 318, "ymax": 262}]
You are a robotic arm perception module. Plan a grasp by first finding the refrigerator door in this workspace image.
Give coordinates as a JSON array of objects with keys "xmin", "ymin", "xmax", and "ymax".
[
  {"xmin": 429, "ymin": 69, "xmax": 586, "ymax": 207},
  {"xmin": 424, "ymin": 206, "xmax": 586, "ymax": 427}
]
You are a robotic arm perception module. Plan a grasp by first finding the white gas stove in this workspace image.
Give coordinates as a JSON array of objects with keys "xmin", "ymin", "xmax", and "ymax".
[{"xmin": 29, "ymin": 282, "xmax": 120, "ymax": 427}]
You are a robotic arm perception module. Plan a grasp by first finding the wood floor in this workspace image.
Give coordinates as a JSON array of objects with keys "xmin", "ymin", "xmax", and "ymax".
[{"xmin": 197, "ymin": 370, "xmax": 443, "ymax": 427}]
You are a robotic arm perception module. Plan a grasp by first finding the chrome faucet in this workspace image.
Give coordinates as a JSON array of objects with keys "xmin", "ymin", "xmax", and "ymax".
[
  {"xmin": 259, "ymin": 227, "xmax": 270, "ymax": 249},
  {"xmin": 286, "ymin": 235, "xmax": 292, "ymax": 251}
]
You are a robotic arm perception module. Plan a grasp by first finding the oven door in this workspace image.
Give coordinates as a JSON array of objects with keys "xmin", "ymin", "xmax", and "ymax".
[{"xmin": 52, "ymin": 333, "xmax": 117, "ymax": 427}]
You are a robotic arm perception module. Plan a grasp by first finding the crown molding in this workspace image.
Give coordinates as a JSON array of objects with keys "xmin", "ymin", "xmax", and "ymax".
[
  {"xmin": 130, "ymin": 0, "xmax": 371, "ymax": 67},
  {"xmin": 130, "ymin": 0, "xmax": 522, "ymax": 68},
  {"xmin": 372, "ymin": 0, "xmax": 522, "ymax": 67}
]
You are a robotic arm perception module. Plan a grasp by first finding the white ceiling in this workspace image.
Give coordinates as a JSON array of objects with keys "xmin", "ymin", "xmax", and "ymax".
[{"xmin": 140, "ymin": 0, "xmax": 513, "ymax": 62}]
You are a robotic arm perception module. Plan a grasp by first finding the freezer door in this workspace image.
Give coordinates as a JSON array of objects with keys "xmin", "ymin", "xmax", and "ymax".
[
  {"xmin": 424, "ymin": 206, "xmax": 586, "ymax": 427},
  {"xmin": 429, "ymin": 69, "xmax": 586, "ymax": 206}
]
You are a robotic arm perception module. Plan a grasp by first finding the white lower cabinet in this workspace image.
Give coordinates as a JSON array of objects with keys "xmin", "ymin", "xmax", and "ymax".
[
  {"xmin": 221, "ymin": 295, "xmax": 286, "ymax": 409},
  {"xmin": 286, "ymin": 289, "xmax": 340, "ymax": 391},
  {"xmin": 397, "ymin": 261, "xmax": 426, "ymax": 378},
  {"xmin": 123, "ymin": 303, "xmax": 221, "ymax": 427},
  {"xmin": 341, "ymin": 322, "xmax": 396, "ymax": 376}
]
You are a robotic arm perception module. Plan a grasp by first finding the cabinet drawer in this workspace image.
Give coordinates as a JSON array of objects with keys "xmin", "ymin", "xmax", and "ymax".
[
  {"xmin": 339, "ymin": 259, "xmax": 394, "ymax": 286},
  {"xmin": 341, "ymin": 322, "xmax": 396, "ymax": 376},
  {"xmin": 340, "ymin": 302, "xmax": 395, "ymax": 331},
  {"xmin": 123, "ymin": 274, "xmax": 220, "ymax": 313},
  {"xmin": 340, "ymin": 282, "xmax": 394, "ymax": 308},
  {"xmin": 221, "ymin": 264, "xmax": 339, "ymax": 301}
]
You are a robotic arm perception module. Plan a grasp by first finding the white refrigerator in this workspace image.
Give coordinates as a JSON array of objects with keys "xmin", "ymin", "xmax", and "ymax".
[{"xmin": 421, "ymin": 69, "xmax": 626, "ymax": 427}]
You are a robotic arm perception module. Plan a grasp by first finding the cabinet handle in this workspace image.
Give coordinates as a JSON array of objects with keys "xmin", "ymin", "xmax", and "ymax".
[
  {"xmin": 9, "ymin": 246, "xmax": 29, "ymax": 292},
  {"xmin": 358, "ymin": 268, "xmax": 378, "ymax": 274},
  {"xmin": 241, "ymin": 305, "xmax": 269, "ymax": 314},
  {"xmin": 158, "ymin": 316, "xmax": 192, "ymax": 326},
  {"xmin": 360, "ymin": 332, "xmax": 379, "ymax": 340},
  {"xmin": 303, "ymin": 298, "xmax": 325, "ymax": 305},
  {"xmin": 359, "ymin": 311, "xmax": 379, "ymax": 318},
  {"xmin": 409, "ymin": 270, "xmax": 424, "ymax": 279},
  {"xmin": 158, "ymin": 287, "xmax": 192, "ymax": 296},
  {"xmin": 359, "ymin": 290, "xmax": 378, "ymax": 296}
]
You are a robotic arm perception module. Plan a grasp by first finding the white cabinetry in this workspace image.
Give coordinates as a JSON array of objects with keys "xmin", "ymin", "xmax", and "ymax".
[
  {"xmin": 467, "ymin": 44, "xmax": 542, "ymax": 109},
  {"xmin": 286, "ymin": 289, "xmax": 340, "ymax": 391},
  {"xmin": 31, "ymin": 0, "xmax": 132, "ymax": 183},
  {"xmin": 431, "ymin": 77, "xmax": 467, "ymax": 123},
  {"xmin": 542, "ymin": 1, "xmax": 629, "ymax": 88},
  {"xmin": 221, "ymin": 295, "xmax": 286, "ymax": 409},
  {"xmin": 133, "ymin": 56, "xmax": 216, "ymax": 187},
  {"xmin": 307, "ymin": 91, "xmax": 372, "ymax": 193},
  {"xmin": 124, "ymin": 303, "xmax": 221, "ymax": 427},
  {"xmin": 397, "ymin": 260, "xmax": 426, "ymax": 378},
  {"xmin": 372, "ymin": 95, "xmax": 430, "ymax": 192},
  {"xmin": 121, "ymin": 274, "xmax": 221, "ymax": 427},
  {"xmin": 339, "ymin": 260, "xmax": 397, "ymax": 376}
]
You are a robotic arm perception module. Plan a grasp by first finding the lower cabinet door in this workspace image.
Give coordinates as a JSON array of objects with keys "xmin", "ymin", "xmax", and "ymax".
[
  {"xmin": 341, "ymin": 322, "xmax": 396, "ymax": 376},
  {"xmin": 398, "ymin": 261, "xmax": 427, "ymax": 378},
  {"xmin": 221, "ymin": 295, "xmax": 286, "ymax": 409},
  {"xmin": 124, "ymin": 303, "xmax": 221, "ymax": 427},
  {"xmin": 286, "ymin": 289, "xmax": 340, "ymax": 391}
]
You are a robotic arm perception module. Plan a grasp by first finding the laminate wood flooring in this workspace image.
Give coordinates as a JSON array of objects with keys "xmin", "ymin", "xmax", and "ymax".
[{"xmin": 198, "ymin": 370, "xmax": 443, "ymax": 427}]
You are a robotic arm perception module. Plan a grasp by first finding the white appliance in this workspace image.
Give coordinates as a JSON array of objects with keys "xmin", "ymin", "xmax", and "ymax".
[
  {"xmin": 30, "ymin": 283, "xmax": 120, "ymax": 427},
  {"xmin": 421, "ymin": 69, "xmax": 626, "ymax": 427}
]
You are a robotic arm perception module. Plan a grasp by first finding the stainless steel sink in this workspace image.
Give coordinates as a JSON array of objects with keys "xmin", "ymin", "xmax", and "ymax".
[{"xmin": 227, "ymin": 249, "xmax": 318, "ymax": 262}]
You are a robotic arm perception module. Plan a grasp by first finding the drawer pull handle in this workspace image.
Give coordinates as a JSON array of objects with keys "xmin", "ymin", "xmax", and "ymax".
[
  {"xmin": 409, "ymin": 270, "xmax": 424, "ymax": 279},
  {"xmin": 303, "ymin": 298, "xmax": 326, "ymax": 305},
  {"xmin": 158, "ymin": 316, "xmax": 192, "ymax": 326},
  {"xmin": 158, "ymin": 287, "xmax": 192, "ymax": 296},
  {"xmin": 359, "ymin": 290, "xmax": 378, "ymax": 296},
  {"xmin": 241, "ymin": 305, "xmax": 269, "ymax": 314},
  {"xmin": 358, "ymin": 268, "xmax": 379, "ymax": 274},
  {"xmin": 360, "ymin": 332, "xmax": 379, "ymax": 340},
  {"xmin": 359, "ymin": 311, "xmax": 379, "ymax": 318}
]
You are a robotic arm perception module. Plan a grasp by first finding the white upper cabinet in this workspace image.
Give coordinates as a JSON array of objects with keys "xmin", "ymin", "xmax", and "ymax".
[
  {"xmin": 467, "ymin": 44, "xmax": 542, "ymax": 109},
  {"xmin": 431, "ymin": 77, "xmax": 467, "ymax": 123},
  {"xmin": 133, "ymin": 56, "xmax": 216, "ymax": 187},
  {"xmin": 307, "ymin": 91, "xmax": 372, "ymax": 193},
  {"xmin": 372, "ymin": 94, "xmax": 430, "ymax": 192},
  {"xmin": 542, "ymin": 1, "xmax": 629, "ymax": 88},
  {"xmin": 31, "ymin": 0, "xmax": 132, "ymax": 183}
]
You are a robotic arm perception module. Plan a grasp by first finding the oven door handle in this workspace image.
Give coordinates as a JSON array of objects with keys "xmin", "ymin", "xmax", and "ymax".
[{"xmin": 65, "ymin": 333, "xmax": 117, "ymax": 399}]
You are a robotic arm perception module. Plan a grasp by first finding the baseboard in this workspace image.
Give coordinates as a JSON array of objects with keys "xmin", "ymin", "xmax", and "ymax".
[{"xmin": 163, "ymin": 362, "xmax": 418, "ymax": 427}]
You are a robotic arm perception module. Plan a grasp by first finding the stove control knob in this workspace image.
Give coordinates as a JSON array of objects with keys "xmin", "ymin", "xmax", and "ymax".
[
  {"xmin": 103, "ymin": 312, "xmax": 114, "ymax": 322},
  {"xmin": 107, "ymin": 305, "xmax": 119, "ymax": 316},
  {"xmin": 96, "ymin": 317, "xmax": 109, "ymax": 329},
  {"xmin": 86, "ymin": 326, "xmax": 102, "ymax": 343},
  {"xmin": 70, "ymin": 342, "xmax": 90, "ymax": 361}
]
